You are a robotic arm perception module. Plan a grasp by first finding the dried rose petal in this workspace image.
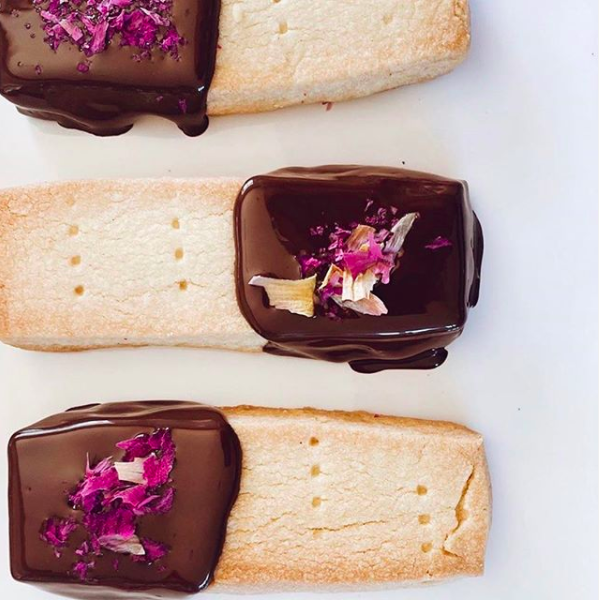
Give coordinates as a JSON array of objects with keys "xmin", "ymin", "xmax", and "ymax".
[
  {"xmin": 72, "ymin": 559, "xmax": 94, "ymax": 581},
  {"xmin": 40, "ymin": 427, "xmax": 176, "ymax": 578},
  {"xmin": 141, "ymin": 538, "xmax": 168, "ymax": 562},
  {"xmin": 69, "ymin": 456, "xmax": 120, "ymax": 512},
  {"xmin": 143, "ymin": 454, "xmax": 172, "ymax": 487},
  {"xmin": 84, "ymin": 506, "xmax": 137, "ymax": 545},
  {"xmin": 110, "ymin": 484, "xmax": 156, "ymax": 512},
  {"xmin": 34, "ymin": 0, "xmax": 184, "ymax": 63},
  {"xmin": 116, "ymin": 433, "xmax": 151, "ymax": 461},
  {"xmin": 298, "ymin": 255, "xmax": 323, "ymax": 277},
  {"xmin": 40, "ymin": 517, "xmax": 77, "ymax": 557},
  {"xmin": 425, "ymin": 236, "xmax": 453, "ymax": 250},
  {"xmin": 145, "ymin": 486, "xmax": 175, "ymax": 514},
  {"xmin": 148, "ymin": 428, "xmax": 175, "ymax": 456}
]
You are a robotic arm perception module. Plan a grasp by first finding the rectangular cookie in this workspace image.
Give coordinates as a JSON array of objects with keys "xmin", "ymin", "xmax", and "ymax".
[
  {"xmin": 0, "ymin": 0, "xmax": 470, "ymax": 134},
  {"xmin": 9, "ymin": 401, "xmax": 491, "ymax": 594},
  {"xmin": 0, "ymin": 167, "xmax": 483, "ymax": 371}
]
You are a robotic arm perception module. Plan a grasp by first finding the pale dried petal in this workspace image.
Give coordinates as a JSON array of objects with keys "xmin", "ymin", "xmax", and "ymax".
[
  {"xmin": 341, "ymin": 269, "xmax": 377, "ymax": 302},
  {"xmin": 385, "ymin": 212, "xmax": 419, "ymax": 254},
  {"xmin": 340, "ymin": 294, "xmax": 388, "ymax": 316},
  {"xmin": 249, "ymin": 275, "xmax": 316, "ymax": 317},
  {"xmin": 319, "ymin": 264, "xmax": 343, "ymax": 290},
  {"xmin": 100, "ymin": 534, "xmax": 145, "ymax": 556},
  {"xmin": 346, "ymin": 224, "xmax": 376, "ymax": 251},
  {"xmin": 114, "ymin": 458, "xmax": 146, "ymax": 485}
]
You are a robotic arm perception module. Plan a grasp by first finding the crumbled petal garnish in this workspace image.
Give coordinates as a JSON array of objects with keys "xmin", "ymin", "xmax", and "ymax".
[
  {"xmin": 31, "ymin": 0, "xmax": 185, "ymax": 61},
  {"xmin": 40, "ymin": 517, "xmax": 78, "ymax": 557},
  {"xmin": 140, "ymin": 538, "xmax": 168, "ymax": 562},
  {"xmin": 77, "ymin": 61, "xmax": 90, "ymax": 73},
  {"xmin": 252, "ymin": 203, "xmax": 421, "ymax": 319},
  {"xmin": 39, "ymin": 428, "xmax": 175, "ymax": 579},
  {"xmin": 69, "ymin": 456, "xmax": 120, "ymax": 512},
  {"xmin": 146, "ymin": 485, "xmax": 175, "ymax": 514},
  {"xmin": 178, "ymin": 99, "xmax": 188, "ymax": 114},
  {"xmin": 72, "ymin": 559, "xmax": 94, "ymax": 581},
  {"xmin": 425, "ymin": 236, "xmax": 453, "ymax": 250},
  {"xmin": 297, "ymin": 255, "xmax": 323, "ymax": 274},
  {"xmin": 75, "ymin": 541, "xmax": 90, "ymax": 557},
  {"xmin": 249, "ymin": 275, "xmax": 317, "ymax": 317}
]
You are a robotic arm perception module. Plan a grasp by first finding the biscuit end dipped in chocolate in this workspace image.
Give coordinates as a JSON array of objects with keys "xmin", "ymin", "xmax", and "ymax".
[
  {"xmin": 235, "ymin": 166, "xmax": 483, "ymax": 373},
  {"xmin": 9, "ymin": 401, "xmax": 241, "ymax": 597},
  {"xmin": 0, "ymin": 0, "xmax": 220, "ymax": 135}
]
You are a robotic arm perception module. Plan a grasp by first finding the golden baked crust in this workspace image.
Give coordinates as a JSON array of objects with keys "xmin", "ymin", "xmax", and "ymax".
[
  {"xmin": 208, "ymin": 0, "xmax": 470, "ymax": 115},
  {"xmin": 0, "ymin": 179, "xmax": 264, "ymax": 352},
  {"xmin": 214, "ymin": 406, "xmax": 491, "ymax": 590}
]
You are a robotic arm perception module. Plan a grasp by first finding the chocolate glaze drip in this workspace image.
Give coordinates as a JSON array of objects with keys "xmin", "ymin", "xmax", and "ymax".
[
  {"xmin": 0, "ymin": 0, "xmax": 220, "ymax": 136},
  {"xmin": 8, "ymin": 401, "xmax": 241, "ymax": 597},
  {"xmin": 235, "ymin": 166, "xmax": 483, "ymax": 373}
]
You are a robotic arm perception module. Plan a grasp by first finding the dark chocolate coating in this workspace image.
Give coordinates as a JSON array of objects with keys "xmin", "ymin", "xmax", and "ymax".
[
  {"xmin": 235, "ymin": 166, "xmax": 483, "ymax": 373},
  {"xmin": 0, "ymin": 0, "xmax": 220, "ymax": 136},
  {"xmin": 8, "ymin": 401, "xmax": 241, "ymax": 597}
]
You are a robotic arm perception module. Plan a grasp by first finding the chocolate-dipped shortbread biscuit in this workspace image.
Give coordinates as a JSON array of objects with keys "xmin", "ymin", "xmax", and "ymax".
[
  {"xmin": 0, "ymin": 0, "xmax": 470, "ymax": 135},
  {"xmin": 0, "ymin": 0, "xmax": 220, "ymax": 135},
  {"xmin": 9, "ymin": 401, "xmax": 491, "ymax": 595},
  {"xmin": 0, "ymin": 166, "xmax": 483, "ymax": 372}
]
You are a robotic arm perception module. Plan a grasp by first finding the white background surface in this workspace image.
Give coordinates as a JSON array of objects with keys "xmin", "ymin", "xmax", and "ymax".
[{"xmin": 1, "ymin": 1, "xmax": 598, "ymax": 598}]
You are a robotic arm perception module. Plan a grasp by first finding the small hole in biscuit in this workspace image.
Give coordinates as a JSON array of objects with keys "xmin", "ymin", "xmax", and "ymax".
[
  {"xmin": 172, "ymin": 218, "xmax": 180, "ymax": 230},
  {"xmin": 383, "ymin": 14, "xmax": 393, "ymax": 25},
  {"xmin": 278, "ymin": 21, "xmax": 288, "ymax": 34},
  {"xmin": 417, "ymin": 485, "xmax": 428, "ymax": 496},
  {"xmin": 178, "ymin": 281, "xmax": 188, "ymax": 291},
  {"xmin": 174, "ymin": 248, "xmax": 184, "ymax": 260},
  {"xmin": 312, "ymin": 529, "xmax": 322, "ymax": 538},
  {"xmin": 70, "ymin": 255, "xmax": 81, "ymax": 266},
  {"xmin": 309, "ymin": 436, "xmax": 319, "ymax": 446},
  {"xmin": 418, "ymin": 514, "xmax": 431, "ymax": 525},
  {"xmin": 74, "ymin": 285, "xmax": 85, "ymax": 296},
  {"xmin": 68, "ymin": 225, "xmax": 79, "ymax": 236},
  {"xmin": 311, "ymin": 465, "xmax": 320, "ymax": 477},
  {"xmin": 311, "ymin": 497, "xmax": 322, "ymax": 508},
  {"xmin": 66, "ymin": 198, "xmax": 75, "ymax": 207},
  {"xmin": 421, "ymin": 542, "xmax": 433, "ymax": 553}
]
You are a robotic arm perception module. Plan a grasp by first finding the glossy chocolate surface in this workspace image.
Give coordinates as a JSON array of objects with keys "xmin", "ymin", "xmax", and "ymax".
[
  {"xmin": 9, "ymin": 401, "xmax": 241, "ymax": 596},
  {"xmin": 235, "ymin": 166, "xmax": 483, "ymax": 373},
  {"xmin": 0, "ymin": 0, "xmax": 220, "ymax": 135}
]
